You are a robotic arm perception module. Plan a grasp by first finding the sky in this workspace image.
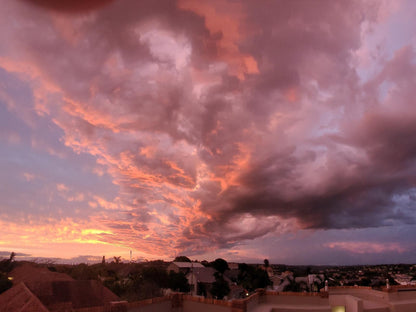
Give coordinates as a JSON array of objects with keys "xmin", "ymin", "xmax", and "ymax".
[{"xmin": 0, "ymin": 0, "xmax": 416, "ymax": 265}]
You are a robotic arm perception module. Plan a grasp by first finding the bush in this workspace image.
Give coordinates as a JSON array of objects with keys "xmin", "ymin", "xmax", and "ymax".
[
  {"xmin": 210, "ymin": 275, "xmax": 230, "ymax": 299},
  {"xmin": 0, "ymin": 274, "xmax": 12, "ymax": 294}
]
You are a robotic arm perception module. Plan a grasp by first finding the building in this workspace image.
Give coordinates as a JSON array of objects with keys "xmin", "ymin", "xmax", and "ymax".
[
  {"xmin": 186, "ymin": 267, "xmax": 233, "ymax": 298},
  {"xmin": 134, "ymin": 286, "xmax": 416, "ymax": 312},
  {"xmin": 0, "ymin": 263, "xmax": 123, "ymax": 312},
  {"xmin": 187, "ymin": 267, "xmax": 217, "ymax": 297},
  {"xmin": 167, "ymin": 262, "xmax": 205, "ymax": 274}
]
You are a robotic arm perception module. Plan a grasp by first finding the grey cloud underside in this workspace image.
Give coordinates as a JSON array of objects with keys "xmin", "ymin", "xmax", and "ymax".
[{"xmin": 197, "ymin": 143, "xmax": 416, "ymax": 232}]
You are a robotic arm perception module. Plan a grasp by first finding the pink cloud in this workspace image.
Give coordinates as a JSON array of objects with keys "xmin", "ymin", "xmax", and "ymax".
[
  {"xmin": 325, "ymin": 241, "xmax": 407, "ymax": 254},
  {"xmin": 1, "ymin": 0, "xmax": 416, "ymax": 261}
]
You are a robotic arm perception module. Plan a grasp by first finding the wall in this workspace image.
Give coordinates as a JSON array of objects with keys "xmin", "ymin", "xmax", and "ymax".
[
  {"xmin": 265, "ymin": 291, "xmax": 330, "ymax": 306},
  {"xmin": 385, "ymin": 289, "xmax": 416, "ymax": 312},
  {"xmin": 182, "ymin": 300, "xmax": 230, "ymax": 312},
  {"xmin": 329, "ymin": 294, "xmax": 363, "ymax": 312},
  {"xmin": 386, "ymin": 289, "xmax": 416, "ymax": 301},
  {"xmin": 128, "ymin": 301, "xmax": 171, "ymax": 312},
  {"xmin": 345, "ymin": 295, "xmax": 363, "ymax": 312},
  {"xmin": 245, "ymin": 292, "xmax": 261, "ymax": 312},
  {"xmin": 128, "ymin": 297, "xmax": 172, "ymax": 312},
  {"xmin": 329, "ymin": 287, "xmax": 388, "ymax": 301},
  {"xmin": 122, "ymin": 287, "xmax": 416, "ymax": 312}
]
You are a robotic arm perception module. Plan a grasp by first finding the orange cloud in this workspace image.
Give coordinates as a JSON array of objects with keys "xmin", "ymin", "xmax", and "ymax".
[
  {"xmin": 178, "ymin": 0, "xmax": 259, "ymax": 80},
  {"xmin": 23, "ymin": 172, "xmax": 35, "ymax": 182},
  {"xmin": 0, "ymin": 216, "xmax": 161, "ymax": 260},
  {"xmin": 285, "ymin": 87, "xmax": 298, "ymax": 103}
]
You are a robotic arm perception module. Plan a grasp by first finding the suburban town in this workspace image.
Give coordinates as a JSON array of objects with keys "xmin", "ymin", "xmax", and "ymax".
[{"xmin": 1, "ymin": 253, "xmax": 416, "ymax": 311}]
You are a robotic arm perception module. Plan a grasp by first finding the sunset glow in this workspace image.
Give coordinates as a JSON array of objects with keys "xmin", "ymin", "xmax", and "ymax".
[{"xmin": 1, "ymin": 0, "xmax": 416, "ymax": 265}]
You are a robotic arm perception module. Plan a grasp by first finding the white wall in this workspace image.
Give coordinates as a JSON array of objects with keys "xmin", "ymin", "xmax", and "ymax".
[{"xmin": 182, "ymin": 301, "xmax": 230, "ymax": 312}]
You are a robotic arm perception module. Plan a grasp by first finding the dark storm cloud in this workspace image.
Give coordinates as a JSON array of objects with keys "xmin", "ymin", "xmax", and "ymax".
[
  {"xmin": 20, "ymin": 0, "xmax": 115, "ymax": 13},
  {"xmin": 193, "ymin": 43, "xmax": 416, "ymax": 236}
]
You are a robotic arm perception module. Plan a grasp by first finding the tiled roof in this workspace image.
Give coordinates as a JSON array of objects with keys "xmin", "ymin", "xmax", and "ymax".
[
  {"xmin": 27, "ymin": 280, "xmax": 120, "ymax": 310},
  {"xmin": 1, "ymin": 263, "xmax": 119, "ymax": 311},
  {"xmin": 8, "ymin": 263, "xmax": 73, "ymax": 285},
  {"xmin": 0, "ymin": 282, "xmax": 49, "ymax": 312}
]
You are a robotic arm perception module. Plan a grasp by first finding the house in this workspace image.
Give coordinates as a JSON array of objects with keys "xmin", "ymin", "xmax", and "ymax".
[
  {"xmin": 186, "ymin": 267, "xmax": 216, "ymax": 297},
  {"xmin": 186, "ymin": 267, "xmax": 233, "ymax": 298},
  {"xmin": 167, "ymin": 262, "xmax": 204, "ymax": 274},
  {"xmin": 0, "ymin": 263, "xmax": 123, "ymax": 312},
  {"xmin": 394, "ymin": 274, "xmax": 416, "ymax": 286}
]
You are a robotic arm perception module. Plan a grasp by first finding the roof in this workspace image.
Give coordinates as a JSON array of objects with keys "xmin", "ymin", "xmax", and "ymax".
[
  {"xmin": 1, "ymin": 263, "xmax": 120, "ymax": 311},
  {"xmin": 187, "ymin": 267, "xmax": 217, "ymax": 283},
  {"xmin": 172, "ymin": 262, "xmax": 205, "ymax": 268},
  {"xmin": 0, "ymin": 282, "xmax": 49, "ymax": 312},
  {"xmin": 8, "ymin": 263, "xmax": 73, "ymax": 285},
  {"xmin": 28, "ymin": 280, "xmax": 119, "ymax": 309}
]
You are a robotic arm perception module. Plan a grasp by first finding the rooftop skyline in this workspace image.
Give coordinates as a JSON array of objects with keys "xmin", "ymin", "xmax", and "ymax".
[{"xmin": 1, "ymin": 0, "xmax": 416, "ymax": 265}]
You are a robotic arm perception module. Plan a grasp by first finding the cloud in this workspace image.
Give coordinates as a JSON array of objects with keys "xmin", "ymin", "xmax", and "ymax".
[
  {"xmin": 325, "ymin": 241, "xmax": 407, "ymax": 254},
  {"xmin": 0, "ymin": 251, "xmax": 31, "ymax": 258},
  {"xmin": 1, "ymin": 0, "xmax": 416, "ymax": 261},
  {"xmin": 20, "ymin": 0, "xmax": 115, "ymax": 13}
]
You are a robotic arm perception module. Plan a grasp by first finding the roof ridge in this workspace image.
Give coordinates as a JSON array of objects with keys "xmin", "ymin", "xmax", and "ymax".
[{"xmin": 18, "ymin": 282, "xmax": 50, "ymax": 312}]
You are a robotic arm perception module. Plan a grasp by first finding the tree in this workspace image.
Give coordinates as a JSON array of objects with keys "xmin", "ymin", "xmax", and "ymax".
[
  {"xmin": 210, "ymin": 273, "xmax": 230, "ymax": 299},
  {"xmin": 0, "ymin": 274, "xmax": 12, "ymax": 294},
  {"xmin": 173, "ymin": 256, "xmax": 191, "ymax": 262},
  {"xmin": 168, "ymin": 271, "xmax": 190, "ymax": 292},
  {"xmin": 69, "ymin": 263, "xmax": 97, "ymax": 280},
  {"xmin": 141, "ymin": 266, "xmax": 168, "ymax": 288},
  {"xmin": 0, "ymin": 252, "xmax": 16, "ymax": 273},
  {"xmin": 212, "ymin": 258, "xmax": 229, "ymax": 275},
  {"xmin": 9, "ymin": 252, "xmax": 15, "ymax": 262},
  {"xmin": 113, "ymin": 256, "xmax": 122, "ymax": 264},
  {"xmin": 127, "ymin": 266, "xmax": 169, "ymax": 300},
  {"xmin": 264, "ymin": 259, "xmax": 269, "ymax": 268},
  {"xmin": 238, "ymin": 263, "xmax": 271, "ymax": 292}
]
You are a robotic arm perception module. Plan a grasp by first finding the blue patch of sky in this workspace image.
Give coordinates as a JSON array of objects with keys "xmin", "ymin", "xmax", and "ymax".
[
  {"xmin": 0, "ymin": 69, "xmax": 118, "ymax": 219},
  {"xmin": 356, "ymin": 2, "xmax": 416, "ymax": 84}
]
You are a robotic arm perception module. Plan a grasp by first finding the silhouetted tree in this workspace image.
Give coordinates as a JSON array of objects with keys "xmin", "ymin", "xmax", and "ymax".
[
  {"xmin": 210, "ymin": 273, "xmax": 230, "ymax": 299},
  {"xmin": 141, "ymin": 266, "xmax": 168, "ymax": 288},
  {"xmin": 264, "ymin": 259, "xmax": 269, "ymax": 267},
  {"xmin": 211, "ymin": 258, "xmax": 229, "ymax": 275},
  {"xmin": 9, "ymin": 252, "xmax": 15, "ymax": 262},
  {"xmin": 0, "ymin": 252, "xmax": 16, "ymax": 273},
  {"xmin": 238, "ymin": 263, "xmax": 271, "ymax": 291},
  {"xmin": 168, "ymin": 271, "xmax": 190, "ymax": 292},
  {"xmin": 125, "ymin": 266, "xmax": 169, "ymax": 300},
  {"xmin": 174, "ymin": 256, "xmax": 191, "ymax": 262},
  {"xmin": 69, "ymin": 263, "xmax": 97, "ymax": 280},
  {"xmin": 0, "ymin": 274, "xmax": 12, "ymax": 294}
]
